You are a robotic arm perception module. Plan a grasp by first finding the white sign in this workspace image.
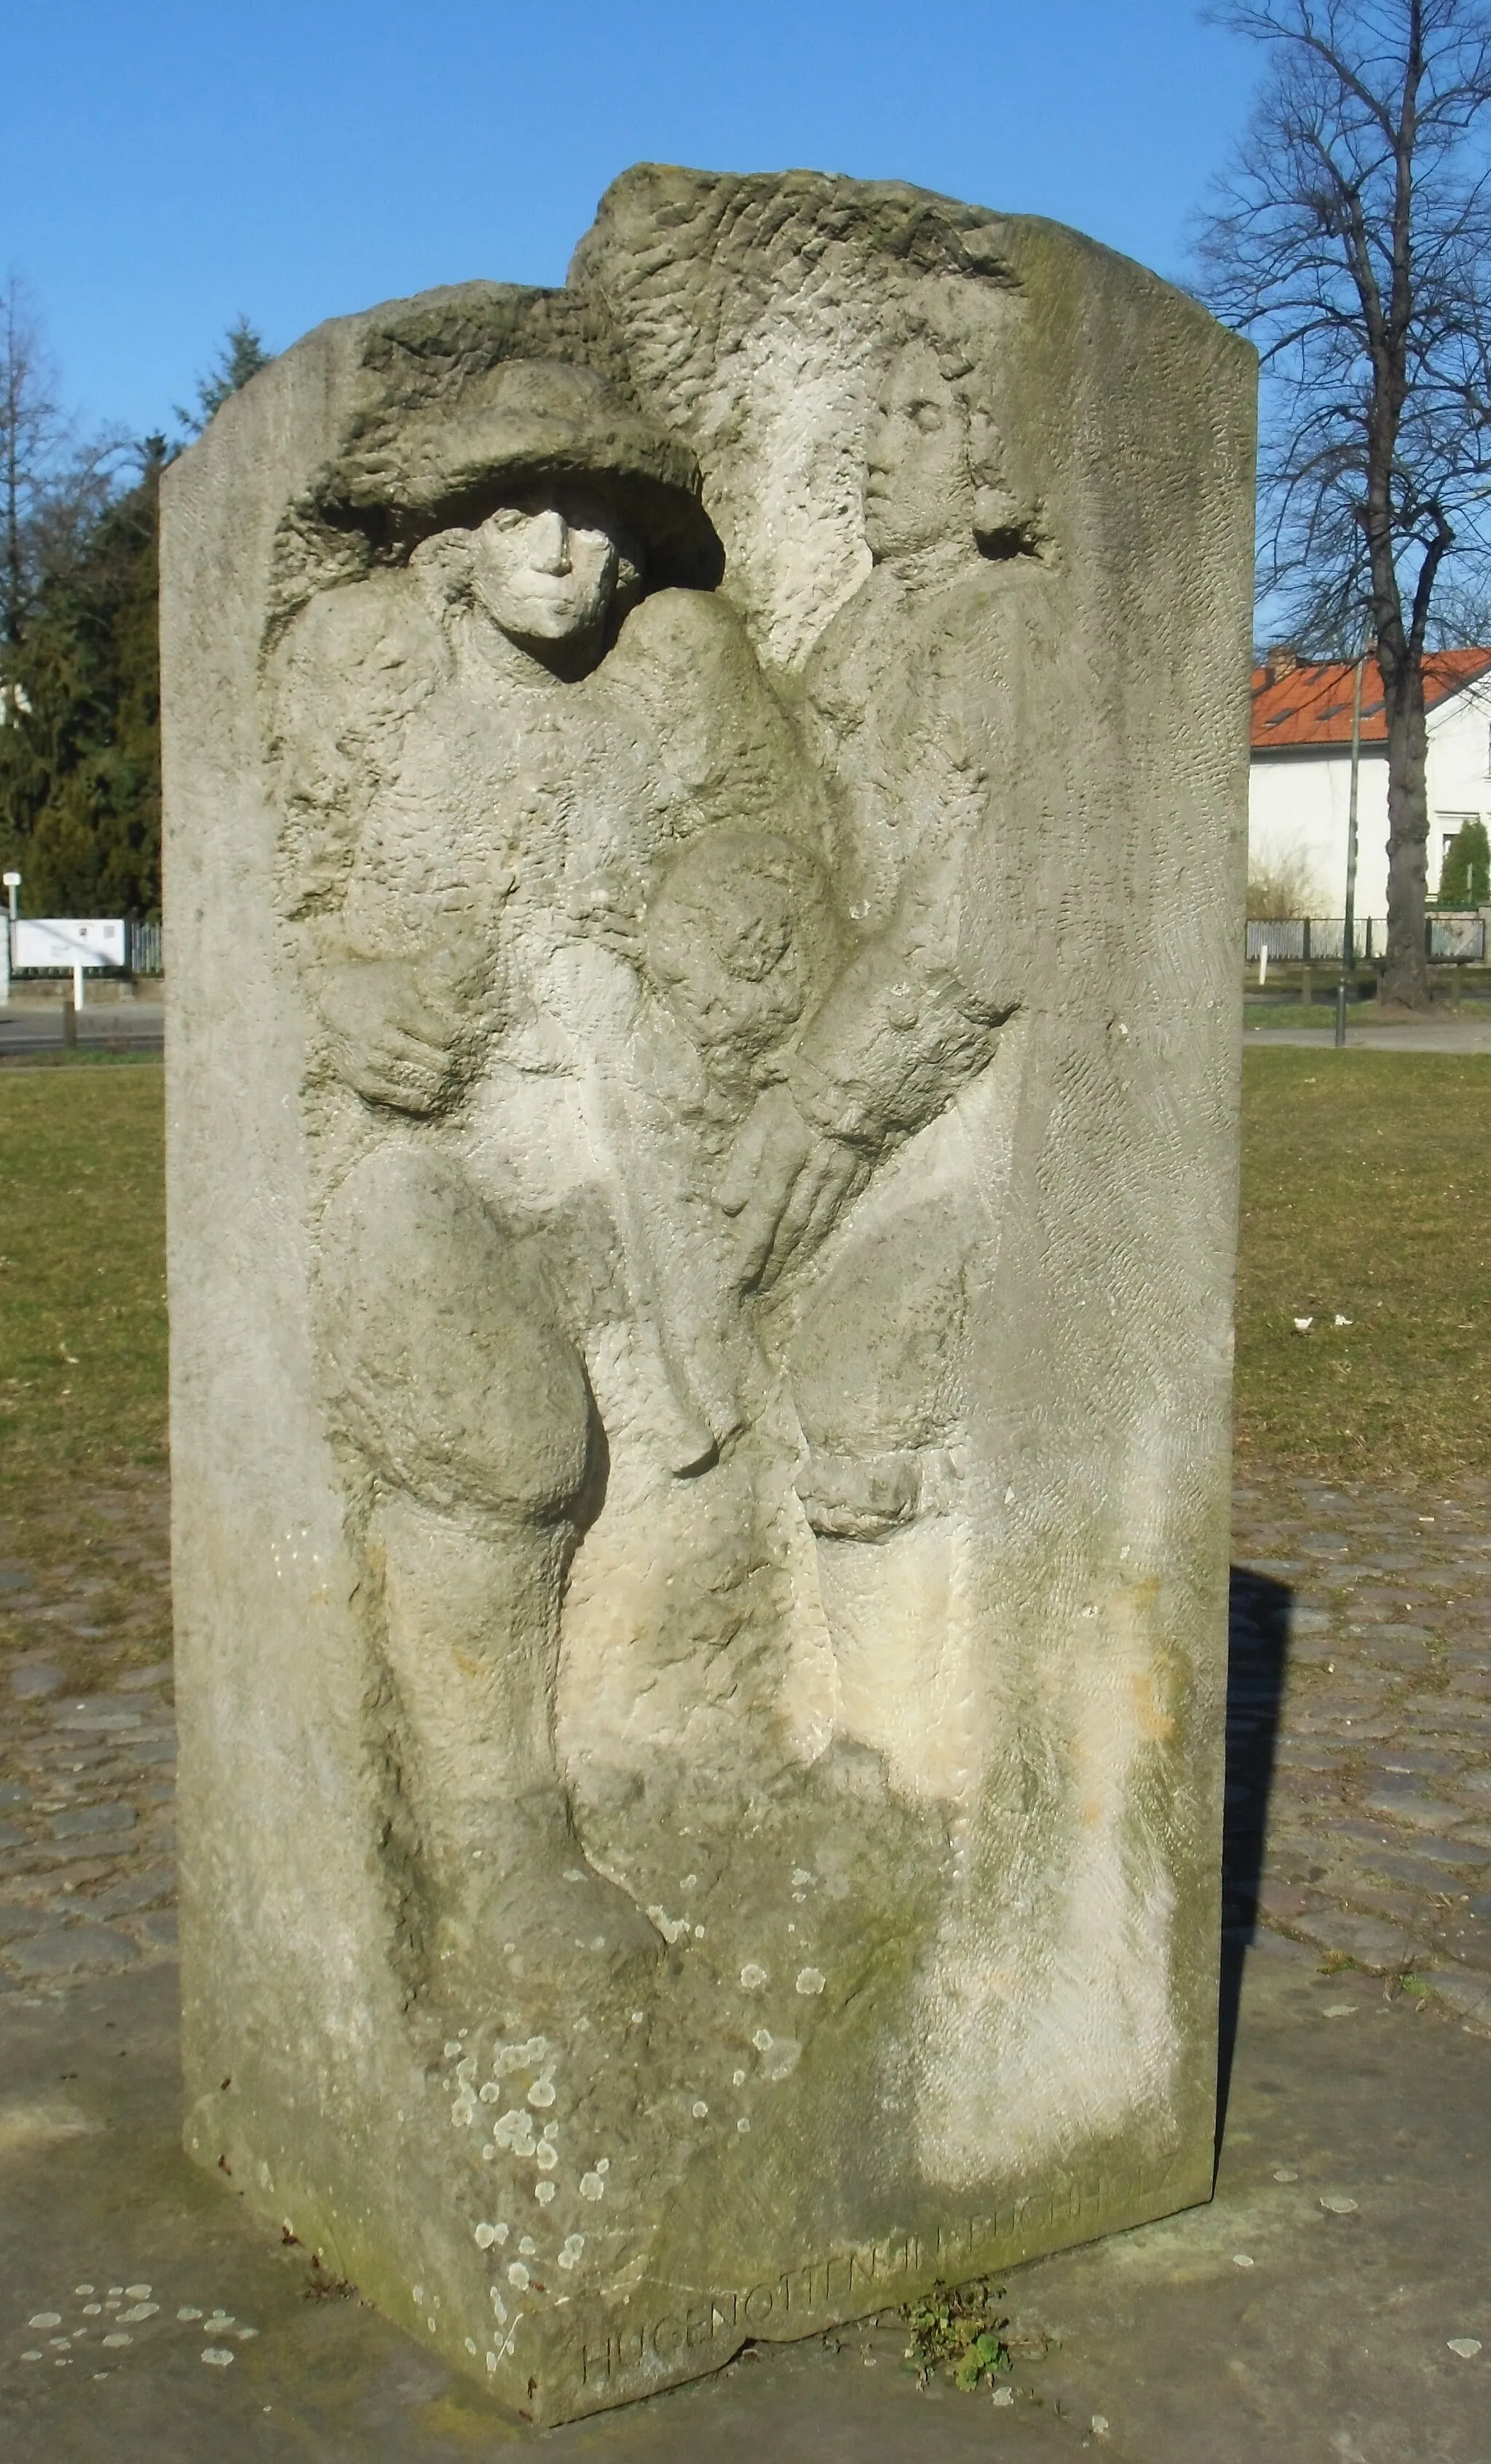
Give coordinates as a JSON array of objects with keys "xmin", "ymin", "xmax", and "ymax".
[{"xmin": 13, "ymin": 918, "xmax": 126, "ymax": 970}]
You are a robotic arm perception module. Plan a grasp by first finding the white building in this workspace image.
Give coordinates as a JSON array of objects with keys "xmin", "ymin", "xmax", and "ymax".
[{"xmin": 1249, "ymin": 647, "xmax": 1491, "ymax": 923}]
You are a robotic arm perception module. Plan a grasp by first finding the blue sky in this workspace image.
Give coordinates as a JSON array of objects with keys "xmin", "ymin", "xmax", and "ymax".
[{"xmin": 3, "ymin": 0, "xmax": 1258, "ymax": 441}]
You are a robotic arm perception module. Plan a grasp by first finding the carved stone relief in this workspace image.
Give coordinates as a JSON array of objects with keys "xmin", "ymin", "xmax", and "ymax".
[{"xmin": 163, "ymin": 166, "xmax": 1254, "ymax": 2424}]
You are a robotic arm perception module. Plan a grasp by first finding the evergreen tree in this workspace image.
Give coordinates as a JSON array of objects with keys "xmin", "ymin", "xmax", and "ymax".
[
  {"xmin": 0, "ymin": 446, "xmax": 163, "ymax": 917},
  {"xmin": 0, "ymin": 312, "xmax": 274, "ymax": 922},
  {"xmin": 1438, "ymin": 816, "xmax": 1491, "ymax": 907},
  {"xmin": 176, "ymin": 317, "xmax": 272, "ymax": 437}
]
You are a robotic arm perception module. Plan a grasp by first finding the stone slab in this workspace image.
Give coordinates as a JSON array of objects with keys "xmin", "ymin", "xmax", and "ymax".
[
  {"xmin": 4, "ymin": 1947, "xmax": 1491, "ymax": 2461},
  {"xmin": 161, "ymin": 165, "xmax": 1253, "ymax": 2423},
  {"xmin": 9, "ymin": 1927, "xmax": 139, "ymax": 1976},
  {"xmin": 1361, "ymin": 1790, "xmax": 1471, "ymax": 1831}
]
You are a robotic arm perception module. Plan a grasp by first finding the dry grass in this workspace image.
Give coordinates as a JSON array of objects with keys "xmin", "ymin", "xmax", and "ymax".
[
  {"xmin": 2, "ymin": 1050, "xmax": 1487, "ymax": 1528},
  {"xmin": 1235, "ymin": 1047, "xmax": 1491, "ymax": 1477},
  {"xmin": 0, "ymin": 1060, "xmax": 167, "ymax": 1502}
]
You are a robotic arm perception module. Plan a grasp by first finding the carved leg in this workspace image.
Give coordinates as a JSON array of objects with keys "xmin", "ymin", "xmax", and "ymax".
[
  {"xmin": 318, "ymin": 1142, "xmax": 660, "ymax": 2001},
  {"xmin": 375, "ymin": 1490, "xmax": 660, "ymax": 1997}
]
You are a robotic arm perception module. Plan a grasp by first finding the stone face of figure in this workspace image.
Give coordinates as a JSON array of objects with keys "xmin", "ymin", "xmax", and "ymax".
[
  {"xmin": 466, "ymin": 489, "xmax": 639, "ymax": 670},
  {"xmin": 863, "ymin": 339, "xmax": 973, "ymax": 565}
]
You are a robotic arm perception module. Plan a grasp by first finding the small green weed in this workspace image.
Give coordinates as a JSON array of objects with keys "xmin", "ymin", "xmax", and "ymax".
[
  {"xmin": 901, "ymin": 2277, "xmax": 1011, "ymax": 2391},
  {"xmin": 1399, "ymin": 1973, "xmax": 1431, "ymax": 1999},
  {"xmin": 1318, "ymin": 1951, "xmax": 1357, "ymax": 1975}
]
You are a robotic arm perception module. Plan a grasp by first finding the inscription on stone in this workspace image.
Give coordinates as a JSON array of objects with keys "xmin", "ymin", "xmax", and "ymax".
[{"xmin": 577, "ymin": 2160, "xmax": 1185, "ymax": 2388}]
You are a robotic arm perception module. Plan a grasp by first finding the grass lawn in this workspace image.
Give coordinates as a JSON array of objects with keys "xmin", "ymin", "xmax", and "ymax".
[
  {"xmin": 1235, "ymin": 1047, "xmax": 1491, "ymax": 1479},
  {"xmin": 1, "ymin": 1049, "xmax": 1487, "ymax": 1531},
  {"xmin": 1241, "ymin": 1000, "xmax": 1491, "ymax": 1028},
  {"xmin": 0, "ymin": 1060, "xmax": 167, "ymax": 1501}
]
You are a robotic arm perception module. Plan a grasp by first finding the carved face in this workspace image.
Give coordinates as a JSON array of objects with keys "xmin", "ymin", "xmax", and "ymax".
[
  {"xmin": 469, "ymin": 491, "xmax": 632, "ymax": 651},
  {"xmin": 863, "ymin": 341, "xmax": 973, "ymax": 562}
]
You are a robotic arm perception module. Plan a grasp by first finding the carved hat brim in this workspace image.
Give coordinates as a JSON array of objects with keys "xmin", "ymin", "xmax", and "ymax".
[{"xmin": 317, "ymin": 358, "xmax": 724, "ymax": 588}]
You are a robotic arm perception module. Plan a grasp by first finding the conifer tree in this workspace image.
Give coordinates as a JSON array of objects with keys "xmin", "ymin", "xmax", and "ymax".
[
  {"xmin": 1, "ymin": 312, "xmax": 274, "ymax": 920},
  {"xmin": 0, "ymin": 447, "xmax": 163, "ymax": 917},
  {"xmin": 1438, "ymin": 816, "xmax": 1491, "ymax": 905},
  {"xmin": 176, "ymin": 317, "xmax": 273, "ymax": 437}
]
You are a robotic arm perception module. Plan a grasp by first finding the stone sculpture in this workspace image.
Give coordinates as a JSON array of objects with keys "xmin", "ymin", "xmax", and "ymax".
[{"xmin": 162, "ymin": 167, "xmax": 1255, "ymax": 2425}]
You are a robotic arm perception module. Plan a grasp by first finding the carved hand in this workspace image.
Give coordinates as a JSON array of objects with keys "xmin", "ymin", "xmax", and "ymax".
[
  {"xmin": 564, "ymin": 877, "xmax": 646, "ymax": 971},
  {"xmin": 317, "ymin": 955, "xmax": 482, "ymax": 1116},
  {"xmin": 717, "ymin": 1083, "xmax": 869, "ymax": 1292}
]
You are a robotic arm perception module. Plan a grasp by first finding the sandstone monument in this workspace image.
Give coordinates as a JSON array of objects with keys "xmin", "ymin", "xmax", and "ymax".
[{"xmin": 161, "ymin": 165, "xmax": 1255, "ymax": 2425}]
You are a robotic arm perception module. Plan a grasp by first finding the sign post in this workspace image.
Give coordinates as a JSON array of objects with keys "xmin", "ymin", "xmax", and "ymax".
[
  {"xmin": 0, "ymin": 871, "xmax": 17, "ymax": 1010},
  {"xmin": 8, "ymin": 918, "xmax": 125, "ymax": 1043}
]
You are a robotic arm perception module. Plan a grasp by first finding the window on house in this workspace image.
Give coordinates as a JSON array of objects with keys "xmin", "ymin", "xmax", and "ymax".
[{"xmin": 1436, "ymin": 816, "xmax": 1480, "ymax": 886}]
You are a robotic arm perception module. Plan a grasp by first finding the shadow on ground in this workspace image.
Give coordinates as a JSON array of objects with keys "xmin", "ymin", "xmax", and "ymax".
[{"xmin": 1218, "ymin": 1565, "xmax": 1292, "ymax": 2147}]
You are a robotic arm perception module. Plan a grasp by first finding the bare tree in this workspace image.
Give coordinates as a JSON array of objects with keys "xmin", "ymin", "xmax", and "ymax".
[
  {"xmin": 0, "ymin": 274, "xmax": 126, "ymax": 658},
  {"xmin": 0, "ymin": 274, "xmax": 66, "ymax": 648},
  {"xmin": 1197, "ymin": 1, "xmax": 1491, "ymax": 1006}
]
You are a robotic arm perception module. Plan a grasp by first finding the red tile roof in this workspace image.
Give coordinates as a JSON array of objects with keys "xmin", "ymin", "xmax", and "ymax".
[{"xmin": 1251, "ymin": 648, "xmax": 1491, "ymax": 749}]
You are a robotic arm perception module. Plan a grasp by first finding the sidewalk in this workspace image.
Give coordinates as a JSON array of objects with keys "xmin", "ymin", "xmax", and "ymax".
[
  {"xmin": 1246, "ymin": 1017, "xmax": 1491, "ymax": 1051},
  {"xmin": 1, "ymin": 1935, "xmax": 1485, "ymax": 2463},
  {"xmin": 2, "ymin": 1470, "xmax": 1488, "ymax": 2460},
  {"xmin": 1228, "ymin": 1474, "xmax": 1491, "ymax": 2032}
]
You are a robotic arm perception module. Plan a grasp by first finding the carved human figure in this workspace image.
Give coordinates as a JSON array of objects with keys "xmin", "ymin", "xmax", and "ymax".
[
  {"xmin": 269, "ymin": 359, "xmax": 839, "ymax": 2001},
  {"xmin": 309, "ymin": 488, "xmax": 667, "ymax": 1999},
  {"xmin": 749, "ymin": 323, "xmax": 1048, "ymax": 1793},
  {"xmin": 267, "ymin": 373, "xmax": 709, "ymax": 1996},
  {"xmin": 722, "ymin": 330, "xmax": 1042, "ymax": 1306}
]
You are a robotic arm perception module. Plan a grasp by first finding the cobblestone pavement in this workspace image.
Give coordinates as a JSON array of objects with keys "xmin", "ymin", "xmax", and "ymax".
[
  {"xmin": 2, "ymin": 1467, "xmax": 1489, "ymax": 2035},
  {"xmin": 0, "ymin": 1473, "xmax": 176, "ymax": 1992},
  {"xmin": 1228, "ymin": 1472, "xmax": 1491, "ymax": 2031}
]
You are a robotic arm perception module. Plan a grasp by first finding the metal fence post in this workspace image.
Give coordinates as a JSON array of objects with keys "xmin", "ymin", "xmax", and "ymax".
[{"xmin": 1335, "ymin": 647, "xmax": 1365, "ymax": 1048}]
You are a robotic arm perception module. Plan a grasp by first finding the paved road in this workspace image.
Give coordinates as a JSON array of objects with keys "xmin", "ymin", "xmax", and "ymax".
[
  {"xmin": 0, "ymin": 1004, "xmax": 164, "ymax": 1059},
  {"xmin": 1246, "ymin": 1018, "xmax": 1491, "ymax": 1051},
  {"xmin": 8, "ymin": 1008, "xmax": 1488, "ymax": 1059}
]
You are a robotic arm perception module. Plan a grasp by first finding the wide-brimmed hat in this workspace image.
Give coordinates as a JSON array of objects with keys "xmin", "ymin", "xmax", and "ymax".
[{"xmin": 316, "ymin": 358, "xmax": 723, "ymax": 588}]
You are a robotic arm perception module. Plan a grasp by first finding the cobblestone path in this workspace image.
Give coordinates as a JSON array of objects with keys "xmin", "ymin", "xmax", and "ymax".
[
  {"xmin": 2, "ymin": 1468, "xmax": 1489, "ymax": 2034},
  {"xmin": 1228, "ymin": 1474, "xmax": 1491, "ymax": 2031},
  {"xmin": 0, "ymin": 1474, "xmax": 175, "ymax": 1989}
]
